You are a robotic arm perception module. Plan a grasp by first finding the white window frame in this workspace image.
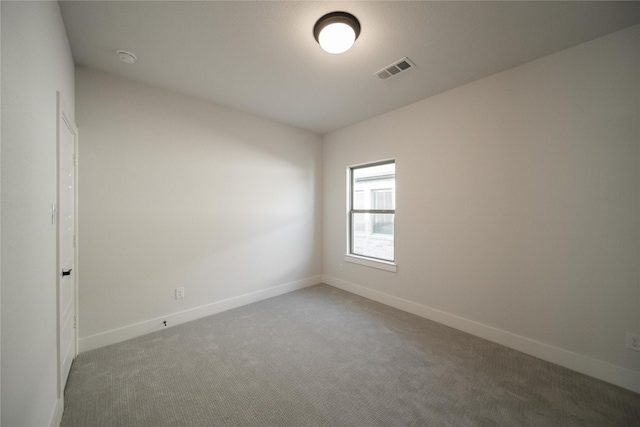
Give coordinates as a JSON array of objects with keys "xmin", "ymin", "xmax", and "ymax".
[{"xmin": 345, "ymin": 159, "xmax": 397, "ymax": 273}]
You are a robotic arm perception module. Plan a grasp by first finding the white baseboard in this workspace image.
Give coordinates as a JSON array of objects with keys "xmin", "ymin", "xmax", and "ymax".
[
  {"xmin": 322, "ymin": 275, "xmax": 640, "ymax": 394},
  {"xmin": 49, "ymin": 398, "xmax": 63, "ymax": 427},
  {"xmin": 78, "ymin": 276, "xmax": 322, "ymax": 353}
]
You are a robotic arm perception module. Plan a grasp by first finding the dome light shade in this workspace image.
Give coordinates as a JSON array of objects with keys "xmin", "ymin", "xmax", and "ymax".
[{"xmin": 314, "ymin": 12, "xmax": 361, "ymax": 54}]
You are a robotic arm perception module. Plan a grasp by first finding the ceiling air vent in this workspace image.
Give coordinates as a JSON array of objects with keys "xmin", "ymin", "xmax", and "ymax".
[{"xmin": 375, "ymin": 57, "xmax": 415, "ymax": 80}]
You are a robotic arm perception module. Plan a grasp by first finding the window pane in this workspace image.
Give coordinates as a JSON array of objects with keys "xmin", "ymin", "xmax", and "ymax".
[
  {"xmin": 353, "ymin": 208, "xmax": 366, "ymax": 232},
  {"xmin": 353, "ymin": 163, "xmax": 395, "ymax": 210},
  {"xmin": 372, "ymin": 189, "xmax": 393, "ymax": 210},
  {"xmin": 372, "ymin": 213, "xmax": 394, "ymax": 235},
  {"xmin": 352, "ymin": 213, "xmax": 394, "ymax": 261},
  {"xmin": 354, "ymin": 190, "xmax": 365, "ymax": 210}
]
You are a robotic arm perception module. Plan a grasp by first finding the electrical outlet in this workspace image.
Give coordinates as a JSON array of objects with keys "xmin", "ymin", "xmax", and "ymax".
[
  {"xmin": 626, "ymin": 333, "xmax": 640, "ymax": 352},
  {"xmin": 175, "ymin": 287, "xmax": 184, "ymax": 299}
]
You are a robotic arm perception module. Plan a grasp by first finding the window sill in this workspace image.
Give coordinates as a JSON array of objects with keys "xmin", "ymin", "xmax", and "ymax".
[{"xmin": 344, "ymin": 254, "xmax": 397, "ymax": 273}]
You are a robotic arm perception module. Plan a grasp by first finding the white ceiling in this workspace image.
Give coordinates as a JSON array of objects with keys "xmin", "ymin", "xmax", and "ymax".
[{"xmin": 59, "ymin": 1, "xmax": 640, "ymax": 134}]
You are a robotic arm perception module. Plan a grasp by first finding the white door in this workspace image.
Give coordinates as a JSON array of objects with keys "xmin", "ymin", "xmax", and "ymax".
[{"xmin": 57, "ymin": 93, "xmax": 77, "ymax": 397}]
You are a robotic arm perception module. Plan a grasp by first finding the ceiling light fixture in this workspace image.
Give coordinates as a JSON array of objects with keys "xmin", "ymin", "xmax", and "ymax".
[
  {"xmin": 313, "ymin": 12, "xmax": 360, "ymax": 54},
  {"xmin": 116, "ymin": 50, "xmax": 137, "ymax": 64}
]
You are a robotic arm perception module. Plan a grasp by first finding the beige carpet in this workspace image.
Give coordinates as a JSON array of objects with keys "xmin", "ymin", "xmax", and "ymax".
[{"xmin": 61, "ymin": 284, "xmax": 640, "ymax": 426}]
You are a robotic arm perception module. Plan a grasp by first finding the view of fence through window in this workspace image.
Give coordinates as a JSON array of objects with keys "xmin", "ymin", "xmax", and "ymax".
[{"xmin": 350, "ymin": 161, "xmax": 395, "ymax": 262}]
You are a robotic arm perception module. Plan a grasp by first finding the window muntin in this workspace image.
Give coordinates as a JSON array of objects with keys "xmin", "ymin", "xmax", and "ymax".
[{"xmin": 349, "ymin": 160, "xmax": 395, "ymax": 262}]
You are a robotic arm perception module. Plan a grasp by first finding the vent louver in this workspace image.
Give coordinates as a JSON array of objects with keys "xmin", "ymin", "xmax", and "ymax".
[{"xmin": 375, "ymin": 57, "xmax": 415, "ymax": 80}]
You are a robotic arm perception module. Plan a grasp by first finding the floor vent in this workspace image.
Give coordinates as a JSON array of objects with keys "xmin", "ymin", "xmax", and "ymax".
[{"xmin": 375, "ymin": 57, "xmax": 415, "ymax": 80}]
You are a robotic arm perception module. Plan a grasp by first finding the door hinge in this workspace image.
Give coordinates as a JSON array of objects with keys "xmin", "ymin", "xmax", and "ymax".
[
  {"xmin": 73, "ymin": 154, "xmax": 77, "ymax": 167},
  {"xmin": 73, "ymin": 316, "xmax": 77, "ymax": 329},
  {"xmin": 73, "ymin": 235, "xmax": 76, "ymax": 247}
]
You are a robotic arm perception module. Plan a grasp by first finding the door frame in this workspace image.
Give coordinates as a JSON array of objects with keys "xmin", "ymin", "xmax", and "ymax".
[{"xmin": 56, "ymin": 91, "xmax": 78, "ymax": 398}]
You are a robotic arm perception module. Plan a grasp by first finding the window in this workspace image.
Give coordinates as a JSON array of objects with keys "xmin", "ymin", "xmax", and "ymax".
[{"xmin": 348, "ymin": 160, "xmax": 395, "ymax": 264}]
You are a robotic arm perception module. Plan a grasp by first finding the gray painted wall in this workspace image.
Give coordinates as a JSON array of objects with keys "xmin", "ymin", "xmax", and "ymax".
[
  {"xmin": 1, "ymin": 2, "xmax": 75, "ymax": 425},
  {"xmin": 323, "ymin": 25, "xmax": 640, "ymax": 391},
  {"xmin": 75, "ymin": 68, "xmax": 322, "ymax": 347}
]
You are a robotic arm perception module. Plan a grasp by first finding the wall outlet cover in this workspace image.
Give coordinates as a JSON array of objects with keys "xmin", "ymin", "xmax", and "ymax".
[{"xmin": 175, "ymin": 287, "xmax": 185, "ymax": 299}]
